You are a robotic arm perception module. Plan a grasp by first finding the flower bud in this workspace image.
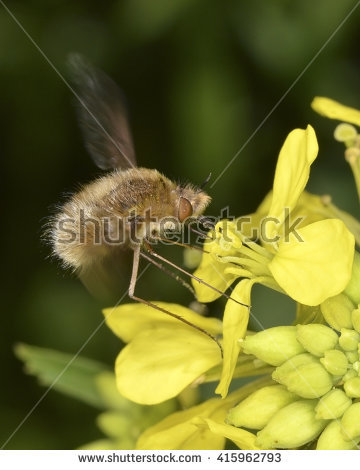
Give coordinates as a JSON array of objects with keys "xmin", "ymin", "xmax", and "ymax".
[
  {"xmin": 339, "ymin": 328, "xmax": 360, "ymax": 351},
  {"xmin": 242, "ymin": 327, "xmax": 305, "ymax": 366},
  {"xmin": 345, "ymin": 146, "xmax": 360, "ymax": 164},
  {"xmin": 320, "ymin": 294, "xmax": 354, "ymax": 331},
  {"xmin": 344, "ymin": 251, "xmax": 360, "ymax": 305},
  {"xmin": 352, "ymin": 307, "xmax": 360, "ymax": 333},
  {"xmin": 317, "ymin": 420, "xmax": 359, "ymax": 450},
  {"xmin": 227, "ymin": 385, "xmax": 298, "ymax": 430},
  {"xmin": 341, "ymin": 402, "xmax": 360, "ymax": 441},
  {"xmin": 315, "ymin": 389, "xmax": 352, "ymax": 419},
  {"xmin": 320, "ymin": 349, "xmax": 348, "ymax": 376},
  {"xmin": 272, "ymin": 352, "xmax": 317, "ymax": 374},
  {"xmin": 296, "ymin": 324, "xmax": 338, "ymax": 357},
  {"xmin": 272, "ymin": 354, "xmax": 333, "ymax": 398},
  {"xmin": 255, "ymin": 400, "xmax": 327, "ymax": 449},
  {"xmin": 344, "ymin": 376, "xmax": 360, "ymax": 398},
  {"xmin": 334, "ymin": 123, "xmax": 357, "ymax": 144}
]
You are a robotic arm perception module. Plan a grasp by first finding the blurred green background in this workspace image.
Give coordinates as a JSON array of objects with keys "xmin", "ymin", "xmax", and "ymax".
[{"xmin": 1, "ymin": 0, "xmax": 360, "ymax": 449}]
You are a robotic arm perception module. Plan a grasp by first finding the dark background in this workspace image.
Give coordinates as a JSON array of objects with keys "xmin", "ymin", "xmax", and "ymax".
[{"xmin": 1, "ymin": 0, "xmax": 359, "ymax": 449}]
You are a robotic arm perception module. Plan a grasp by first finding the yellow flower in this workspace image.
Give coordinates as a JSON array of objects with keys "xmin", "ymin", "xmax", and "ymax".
[
  {"xmin": 196, "ymin": 125, "xmax": 354, "ymax": 306},
  {"xmin": 104, "ymin": 303, "xmax": 222, "ymax": 405},
  {"xmin": 193, "ymin": 126, "xmax": 355, "ymax": 397}
]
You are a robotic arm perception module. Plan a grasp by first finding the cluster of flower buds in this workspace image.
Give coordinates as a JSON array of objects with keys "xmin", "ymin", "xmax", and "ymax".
[{"xmin": 227, "ymin": 262, "xmax": 360, "ymax": 449}]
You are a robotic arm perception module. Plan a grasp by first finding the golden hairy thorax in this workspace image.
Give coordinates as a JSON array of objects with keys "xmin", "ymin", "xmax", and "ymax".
[
  {"xmin": 70, "ymin": 168, "xmax": 179, "ymax": 219},
  {"xmin": 51, "ymin": 167, "xmax": 211, "ymax": 270}
]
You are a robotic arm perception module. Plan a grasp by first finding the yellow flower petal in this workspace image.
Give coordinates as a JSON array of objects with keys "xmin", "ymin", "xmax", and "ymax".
[
  {"xmin": 202, "ymin": 419, "xmax": 259, "ymax": 450},
  {"xmin": 290, "ymin": 191, "xmax": 334, "ymax": 227},
  {"xmin": 104, "ymin": 302, "xmax": 222, "ymax": 343},
  {"xmin": 255, "ymin": 190, "xmax": 273, "ymax": 216},
  {"xmin": 268, "ymin": 219, "xmax": 355, "ymax": 305},
  {"xmin": 215, "ymin": 279, "xmax": 257, "ymax": 398},
  {"xmin": 115, "ymin": 326, "xmax": 222, "ymax": 404},
  {"xmin": 312, "ymin": 96, "xmax": 360, "ymax": 127},
  {"xmin": 136, "ymin": 398, "xmax": 226, "ymax": 450},
  {"xmin": 192, "ymin": 252, "xmax": 238, "ymax": 303},
  {"xmin": 267, "ymin": 125, "xmax": 318, "ymax": 238},
  {"xmin": 260, "ymin": 190, "xmax": 360, "ymax": 246}
]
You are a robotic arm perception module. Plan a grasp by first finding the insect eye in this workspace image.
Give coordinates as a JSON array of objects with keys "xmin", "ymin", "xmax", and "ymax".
[{"xmin": 178, "ymin": 197, "xmax": 193, "ymax": 222}]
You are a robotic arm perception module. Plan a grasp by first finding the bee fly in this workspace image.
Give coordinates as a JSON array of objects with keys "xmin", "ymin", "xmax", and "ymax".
[{"xmin": 49, "ymin": 55, "xmax": 246, "ymax": 350}]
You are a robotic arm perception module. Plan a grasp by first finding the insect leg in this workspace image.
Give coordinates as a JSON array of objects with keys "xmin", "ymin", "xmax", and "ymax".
[
  {"xmin": 140, "ymin": 251, "xmax": 195, "ymax": 295},
  {"xmin": 188, "ymin": 226, "xmax": 214, "ymax": 240},
  {"xmin": 143, "ymin": 243, "xmax": 250, "ymax": 308},
  {"xmin": 128, "ymin": 244, "xmax": 141, "ymax": 298},
  {"xmin": 197, "ymin": 215, "xmax": 216, "ymax": 229},
  {"xmin": 128, "ymin": 245, "xmax": 223, "ymax": 354}
]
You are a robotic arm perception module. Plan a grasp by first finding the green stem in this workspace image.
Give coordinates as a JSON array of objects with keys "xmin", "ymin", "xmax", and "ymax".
[{"xmin": 346, "ymin": 149, "xmax": 360, "ymax": 202}]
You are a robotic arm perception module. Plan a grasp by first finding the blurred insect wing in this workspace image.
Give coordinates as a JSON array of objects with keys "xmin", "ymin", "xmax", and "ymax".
[
  {"xmin": 77, "ymin": 248, "xmax": 133, "ymax": 304},
  {"xmin": 68, "ymin": 53, "xmax": 137, "ymax": 171}
]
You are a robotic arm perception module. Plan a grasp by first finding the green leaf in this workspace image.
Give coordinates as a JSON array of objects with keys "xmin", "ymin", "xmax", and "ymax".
[{"xmin": 15, "ymin": 343, "xmax": 111, "ymax": 409}]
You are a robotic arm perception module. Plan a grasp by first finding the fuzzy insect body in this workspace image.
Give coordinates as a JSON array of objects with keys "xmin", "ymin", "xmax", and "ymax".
[{"xmin": 52, "ymin": 167, "xmax": 210, "ymax": 272}]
